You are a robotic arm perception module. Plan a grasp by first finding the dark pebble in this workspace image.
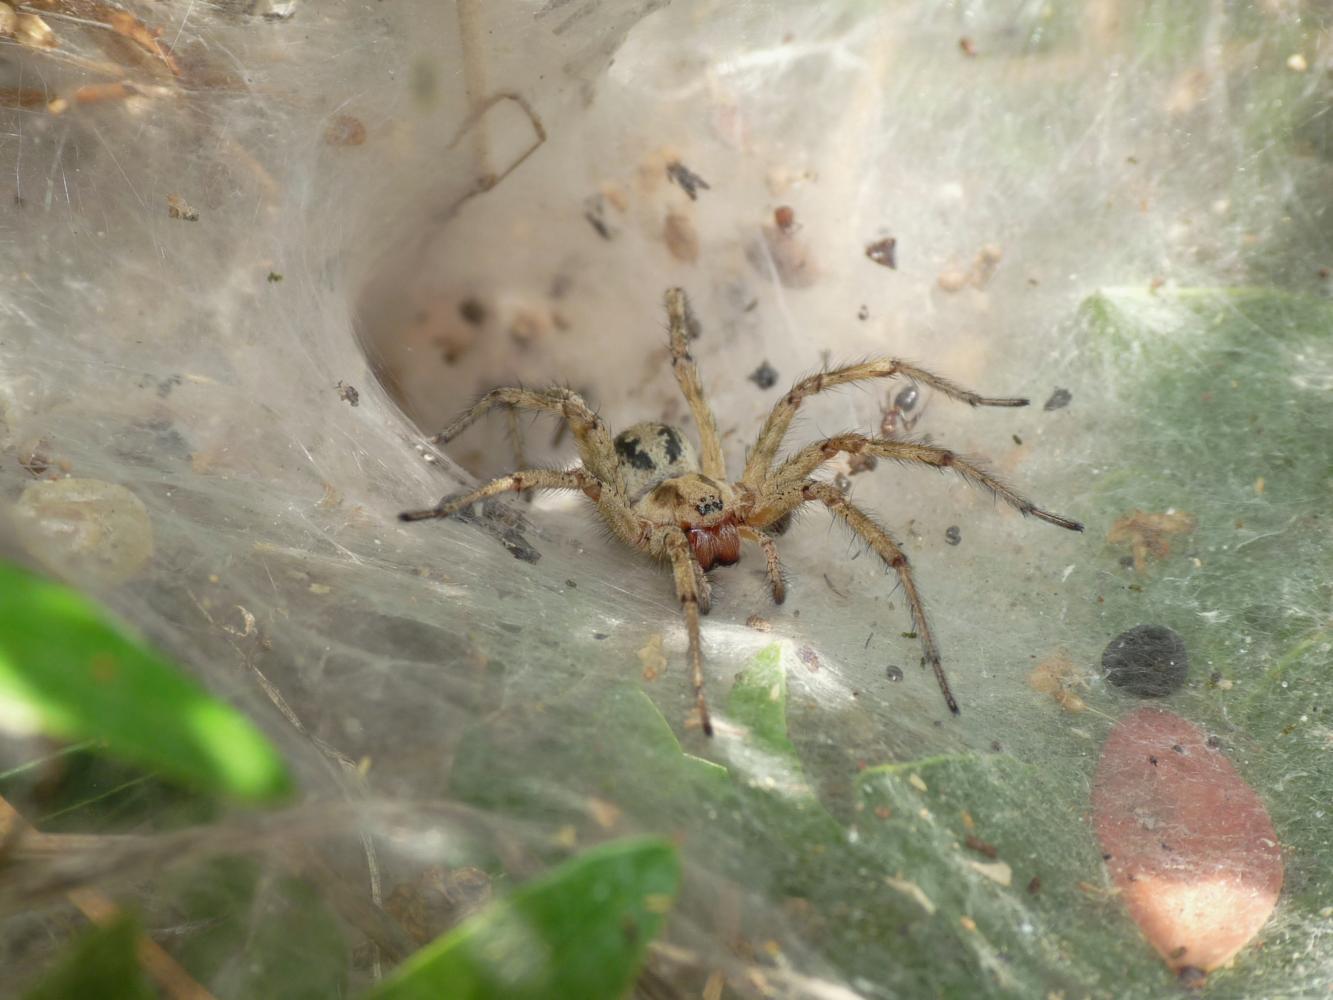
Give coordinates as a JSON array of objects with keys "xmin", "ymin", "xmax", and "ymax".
[
  {"xmin": 1102, "ymin": 624, "xmax": 1189, "ymax": 697},
  {"xmin": 458, "ymin": 298, "xmax": 487, "ymax": 325},
  {"xmin": 1043, "ymin": 387, "xmax": 1072, "ymax": 411},
  {"xmin": 886, "ymin": 665, "xmax": 904, "ymax": 682},
  {"xmin": 944, "ymin": 525, "xmax": 961, "ymax": 546},
  {"xmin": 1178, "ymin": 966, "xmax": 1207, "ymax": 990},
  {"xmin": 748, "ymin": 361, "xmax": 778, "ymax": 390},
  {"xmin": 865, "ymin": 237, "xmax": 898, "ymax": 269}
]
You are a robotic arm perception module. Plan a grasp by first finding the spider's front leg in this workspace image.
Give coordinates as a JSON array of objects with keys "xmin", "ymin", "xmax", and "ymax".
[
  {"xmin": 801, "ymin": 482, "xmax": 958, "ymax": 715},
  {"xmin": 662, "ymin": 529, "xmax": 714, "ymax": 736},
  {"xmin": 742, "ymin": 358, "xmax": 1031, "ymax": 488},
  {"xmin": 741, "ymin": 479, "xmax": 957, "ymax": 712},
  {"xmin": 772, "ymin": 434, "xmax": 1084, "ymax": 532},
  {"xmin": 739, "ymin": 525, "xmax": 786, "ymax": 605}
]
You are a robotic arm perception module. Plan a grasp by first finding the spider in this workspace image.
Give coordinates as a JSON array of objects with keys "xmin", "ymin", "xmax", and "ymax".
[{"xmin": 401, "ymin": 288, "xmax": 1083, "ymax": 736}]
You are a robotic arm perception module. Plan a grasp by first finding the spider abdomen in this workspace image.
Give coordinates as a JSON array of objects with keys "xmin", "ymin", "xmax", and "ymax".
[{"xmin": 614, "ymin": 421, "xmax": 698, "ymax": 501}]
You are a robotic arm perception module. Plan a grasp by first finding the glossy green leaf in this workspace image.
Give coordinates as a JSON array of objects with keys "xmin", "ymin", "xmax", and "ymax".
[
  {"xmin": 23, "ymin": 915, "xmax": 153, "ymax": 1000},
  {"xmin": 0, "ymin": 562, "xmax": 292, "ymax": 802},
  {"xmin": 369, "ymin": 836, "xmax": 680, "ymax": 1000}
]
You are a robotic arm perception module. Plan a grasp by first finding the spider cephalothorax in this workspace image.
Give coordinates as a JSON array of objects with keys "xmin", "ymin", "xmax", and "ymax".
[{"xmin": 401, "ymin": 288, "xmax": 1082, "ymax": 736}]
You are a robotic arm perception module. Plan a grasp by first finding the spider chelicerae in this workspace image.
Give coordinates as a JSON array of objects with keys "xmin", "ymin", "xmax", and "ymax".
[{"xmin": 401, "ymin": 288, "xmax": 1083, "ymax": 736}]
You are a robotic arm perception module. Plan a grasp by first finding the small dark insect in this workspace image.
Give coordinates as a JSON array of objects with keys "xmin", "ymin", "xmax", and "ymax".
[
  {"xmin": 666, "ymin": 161, "xmax": 710, "ymax": 201},
  {"xmin": 748, "ymin": 360, "xmax": 778, "ymax": 390},
  {"xmin": 880, "ymin": 383, "xmax": 923, "ymax": 437},
  {"xmin": 335, "ymin": 380, "xmax": 360, "ymax": 406},
  {"xmin": 1043, "ymin": 387, "xmax": 1072, "ymax": 411},
  {"xmin": 1026, "ymin": 875, "xmax": 1041, "ymax": 895},
  {"xmin": 944, "ymin": 525, "xmax": 961, "ymax": 546},
  {"xmin": 857, "ymin": 305, "xmax": 869, "ymax": 321},
  {"xmin": 886, "ymin": 665, "xmax": 903, "ymax": 682},
  {"xmin": 865, "ymin": 237, "xmax": 898, "ymax": 270},
  {"xmin": 401, "ymin": 289, "xmax": 1082, "ymax": 735}
]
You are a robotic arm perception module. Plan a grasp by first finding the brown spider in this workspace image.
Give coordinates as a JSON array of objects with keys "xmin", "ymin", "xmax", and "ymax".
[{"xmin": 401, "ymin": 288, "xmax": 1083, "ymax": 736}]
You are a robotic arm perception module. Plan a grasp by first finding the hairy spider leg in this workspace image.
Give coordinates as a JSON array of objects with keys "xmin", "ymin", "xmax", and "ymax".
[
  {"xmin": 801, "ymin": 482, "xmax": 959, "ymax": 715},
  {"xmin": 768, "ymin": 434, "xmax": 1085, "ymax": 532},
  {"xmin": 664, "ymin": 287, "xmax": 727, "ymax": 481},
  {"xmin": 691, "ymin": 560, "xmax": 713, "ymax": 615},
  {"xmin": 663, "ymin": 528, "xmax": 713, "ymax": 736},
  {"xmin": 431, "ymin": 386, "xmax": 623, "ymax": 487},
  {"xmin": 400, "ymin": 464, "xmax": 651, "ymax": 572},
  {"xmin": 742, "ymin": 359, "xmax": 1030, "ymax": 488},
  {"xmin": 739, "ymin": 525, "xmax": 786, "ymax": 604}
]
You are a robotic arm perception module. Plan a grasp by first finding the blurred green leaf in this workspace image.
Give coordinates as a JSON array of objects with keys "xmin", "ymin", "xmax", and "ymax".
[
  {"xmin": 727, "ymin": 643, "xmax": 799, "ymax": 761},
  {"xmin": 23, "ymin": 915, "xmax": 153, "ymax": 1000},
  {"xmin": 0, "ymin": 561, "xmax": 292, "ymax": 802},
  {"xmin": 369, "ymin": 836, "xmax": 679, "ymax": 1000}
]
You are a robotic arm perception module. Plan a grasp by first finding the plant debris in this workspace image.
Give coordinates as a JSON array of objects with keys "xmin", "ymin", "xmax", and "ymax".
[
  {"xmin": 1107, "ymin": 509, "xmax": 1197, "ymax": 573},
  {"xmin": 1043, "ymin": 387, "xmax": 1073, "ymax": 411},
  {"xmin": 666, "ymin": 160, "xmax": 710, "ymax": 200}
]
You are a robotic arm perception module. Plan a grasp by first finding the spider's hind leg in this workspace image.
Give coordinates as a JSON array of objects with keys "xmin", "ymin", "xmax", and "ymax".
[
  {"xmin": 399, "ymin": 468, "xmax": 603, "ymax": 521},
  {"xmin": 431, "ymin": 386, "xmax": 621, "ymax": 486}
]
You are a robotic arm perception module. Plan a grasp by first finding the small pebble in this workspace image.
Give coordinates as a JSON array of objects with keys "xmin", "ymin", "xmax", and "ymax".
[
  {"xmin": 1178, "ymin": 967, "xmax": 1208, "ymax": 990},
  {"xmin": 865, "ymin": 237, "xmax": 898, "ymax": 269},
  {"xmin": 944, "ymin": 525, "xmax": 962, "ymax": 546},
  {"xmin": 1102, "ymin": 624, "xmax": 1189, "ymax": 697},
  {"xmin": 857, "ymin": 305, "xmax": 869, "ymax": 321},
  {"xmin": 458, "ymin": 298, "xmax": 487, "ymax": 325},
  {"xmin": 886, "ymin": 665, "xmax": 904, "ymax": 682},
  {"xmin": 1043, "ymin": 387, "xmax": 1072, "ymax": 411},
  {"xmin": 748, "ymin": 361, "xmax": 778, "ymax": 390}
]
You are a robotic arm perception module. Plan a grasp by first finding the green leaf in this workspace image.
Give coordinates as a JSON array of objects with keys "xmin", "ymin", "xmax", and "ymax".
[
  {"xmin": 0, "ymin": 562, "xmax": 292, "ymax": 802},
  {"xmin": 369, "ymin": 836, "xmax": 680, "ymax": 1000},
  {"xmin": 23, "ymin": 915, "xmax": 154, "ymax": 1000},
  {"xmin": 727, "ymin": 643, "xmax": 799, "ymax": 761}
]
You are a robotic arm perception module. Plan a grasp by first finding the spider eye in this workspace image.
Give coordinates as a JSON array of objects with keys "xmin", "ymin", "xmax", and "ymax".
[{"xmin": 695, "ymin": 497, "xmax": 724, "ymax": 516}]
